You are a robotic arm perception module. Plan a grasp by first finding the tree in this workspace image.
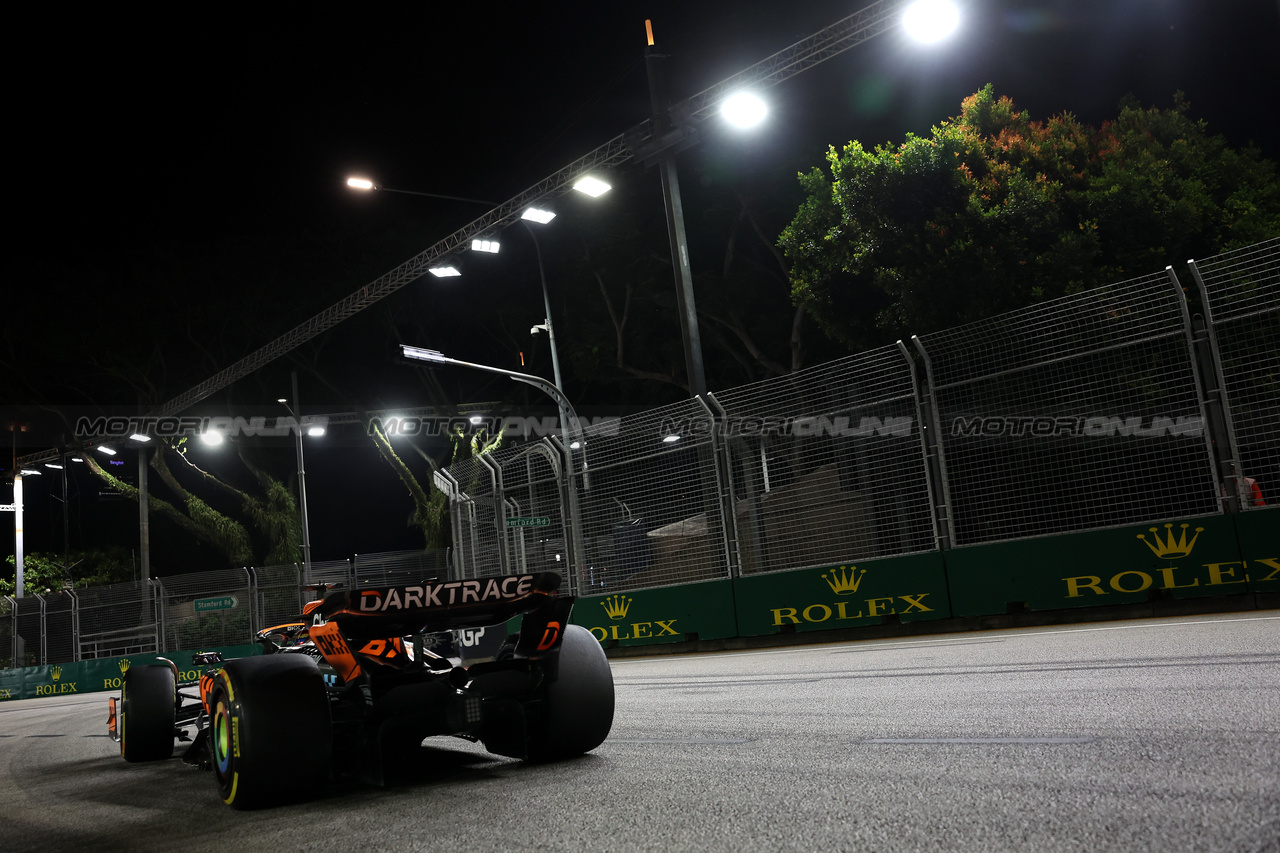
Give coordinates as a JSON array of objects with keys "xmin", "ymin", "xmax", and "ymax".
[
  {"xmin": 2, "ymin": 548, "xmax": 136, "ymax": 597},
  {"xmin": 779, "ymin": 86, "xmax": 1280, "ymax": 349}
]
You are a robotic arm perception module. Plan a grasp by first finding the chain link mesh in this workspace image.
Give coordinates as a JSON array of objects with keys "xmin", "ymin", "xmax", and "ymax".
[
  {"xmin": 917, "ymin": 270, "xmax": 1217, "ymax": 545},
  {"xmin": 253, "ymin": 563, "xmax": 303, "ymax": 628},
  {"xmin": 712, "ymin": 344, "xmax": 935, "ymax": 575},
  {"xmin": 157, "ymin": 569, "xmax": 253, "ymax": 651},
  {"xmin": 1196, "ymin": 237, "xmax": 1280, "ymax": 510},
  {"xmin": 354, "ymin": 549, "xmax": 450, "ymax": 587},
  {"xmin": 571, "ymin": 399, "xmax": 729, "ymax": 594},
  {"xmin": 491, "ymin": 440, "xmax": 571, "ymax": 592},
  {"xmin": 73, "ymin": 581, "xmax": 157, "ymax": 660}
]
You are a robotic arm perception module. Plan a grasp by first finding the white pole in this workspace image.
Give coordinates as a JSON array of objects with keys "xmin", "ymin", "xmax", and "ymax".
[{"xmin": 13, "ymin": 473, "xmax": 23, "ymax": 598}]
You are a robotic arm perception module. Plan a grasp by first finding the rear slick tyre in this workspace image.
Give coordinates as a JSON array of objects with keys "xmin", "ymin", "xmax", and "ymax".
[
  {"xmin": 527, "ymin": 625, "xmax": 614, "ymax": 762},
  {"xmin": 120, "ymin": 664, "xmax": 176, "ymax": 762},
  {"xmin": 209, "ymin": 654, "xmax": 331, "ymax": 809}
]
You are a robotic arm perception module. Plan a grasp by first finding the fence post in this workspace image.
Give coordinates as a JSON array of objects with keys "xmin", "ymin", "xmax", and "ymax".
[
  {"xmin": 69, "ymin": 589, "xmax": 80, "ymax": 662},
  {"xmin": 4, "ymin": 595, "xmax": 18, "ymax": 668},
  {"xmin": 1186, "ymin": 259, "xmax": 1246, "ymax": 511},
  {"xmin": 908, "ymin": 337, "xmax": 953, "ymax": 551},
  {"xmin": 478, "ymin": 454, "xmax": 508, "ymax": 575},
  {"xmin": 703, "ymin": 393, "xmax": 741, "ymax": 578}
]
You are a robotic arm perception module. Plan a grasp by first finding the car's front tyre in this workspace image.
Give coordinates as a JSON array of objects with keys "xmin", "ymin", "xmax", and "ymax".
[{"xmin": 120, "ymin": 664, "xmax": 176, "ymax": 762}]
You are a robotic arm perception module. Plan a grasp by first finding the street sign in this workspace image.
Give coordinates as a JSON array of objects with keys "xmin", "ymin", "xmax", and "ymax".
[
  {"xmin": 506, "ymin": 516, "xmax": 551, "ymax": 529},
  {"xmin": 193, "ymin": 595, "xmax": 239, "ymax": 613}
]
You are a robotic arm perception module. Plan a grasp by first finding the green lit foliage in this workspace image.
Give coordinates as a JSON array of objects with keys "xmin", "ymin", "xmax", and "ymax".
[
  {"xmin": 779, "ymin": 86, "xmax": 1280, "ymax": 348},
  {"xmin": 2, "ymin": 548, "xmax": 136, "ymax": 597}
]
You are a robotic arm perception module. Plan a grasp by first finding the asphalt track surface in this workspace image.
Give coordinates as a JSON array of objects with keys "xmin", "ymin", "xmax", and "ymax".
[{"xmin": 3, "ymin": 612, "xmax": 1278, "ymax": 853}]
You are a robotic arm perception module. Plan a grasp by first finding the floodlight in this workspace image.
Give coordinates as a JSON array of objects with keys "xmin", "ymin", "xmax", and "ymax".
[
  {"xmin": 346, "ymin": 177, "xmax": 375, "ymax": 190},
  {"xmin": 572, "ymin": 176, "xmax": 611, "ymax": 197},
  {"xmin": 903, "ymin": 0, "xmax": 960, "ymax": 43},
  {"xmin": 521, "ymin": 207, "xmax": 556, "ymax": 224},
  {"xmin": 428, "ymin": 265, "xmax": 461, "ymax": 278},
  {"xmin": 722, "ymin": 92, "xmax": 767, "ymax": 127},
  {"xmin": 471, "ymin": 239, "xmax": 501, "ymax": 254}
]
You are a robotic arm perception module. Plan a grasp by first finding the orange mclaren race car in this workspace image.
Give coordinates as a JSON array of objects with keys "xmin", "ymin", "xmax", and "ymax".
[{"xmin": 106, "ymin": 572, "xmax": 612, "ymax": 809}]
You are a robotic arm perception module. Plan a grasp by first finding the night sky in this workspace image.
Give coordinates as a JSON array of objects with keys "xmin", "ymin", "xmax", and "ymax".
[{"xmin": 6, "ymin": 0, "xmax": 1279, "ymax": 572}]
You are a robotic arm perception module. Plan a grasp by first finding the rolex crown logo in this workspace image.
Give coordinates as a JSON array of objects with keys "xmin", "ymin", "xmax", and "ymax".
[
  {"xmin": 119, "ymin": 659, "xmax": 131, "ymax": 673},
  {"xmin": 822, "ymin": 565, "xmax": 867, "ymax": 595},
  {"xmin": 51, "ymin": 666, "xmax": 62, "ymax": 681},
  {"xmin": 1137, "ymin": 523, "xmax": 1204, "ymax": 559},
  {"xmin": 601, "ymin": 595, "xmax": 632, "ymax": 620}
]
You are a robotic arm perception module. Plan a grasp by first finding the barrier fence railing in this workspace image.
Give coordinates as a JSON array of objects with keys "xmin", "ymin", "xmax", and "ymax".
[
  {"xmin": 4, "ymin": 238, "xmax": 1277, "ymax": 670},
  {"xmin": 445, "ymin": 239, "xmax": 1277, "ymax": 593}
]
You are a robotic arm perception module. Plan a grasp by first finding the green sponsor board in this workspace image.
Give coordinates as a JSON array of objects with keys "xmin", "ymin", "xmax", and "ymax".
[
  {"xmin": 734, "ymin": 552, "xmax": 951, "ymax": 637},
  {"xmin": 0, "ymin": 644, "xmax": 261, "ymax": 701},
  {"xmin": 1232, "ymin": 507, "xmax": 1280, "ymax": 593},
  {"xmin": 944, "ymin": 512, "xmax": 1266, "ymax": 617},
  {"xmin": 572, "ymin": 579, "xmax": 737, "ymax": 646}
]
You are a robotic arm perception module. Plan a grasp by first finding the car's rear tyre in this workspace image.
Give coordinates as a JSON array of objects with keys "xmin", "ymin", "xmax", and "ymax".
[
  {"xmin": 209, "ymin": 654, "xmax": 331, "ymax": 809},
  {"xmin": 120, "ymin": 664, "xmax": 176, "ymax": 762},
  {"xmin": 527, "ymin": 625, "xmax": 614, "ymax": 761}
]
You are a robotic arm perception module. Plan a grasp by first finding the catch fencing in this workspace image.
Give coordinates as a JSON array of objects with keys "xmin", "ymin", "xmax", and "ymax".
[
  {"xmin": 442, "ymin": 238, "xmax": 1278, "ymax": 594},
  {"xmin": 4, "ymin": 238, "xmax": 1277, "ymax": 668},
  {"xmin": 2, "ymin": 551, "xmax": 448, "ymax": 668}
]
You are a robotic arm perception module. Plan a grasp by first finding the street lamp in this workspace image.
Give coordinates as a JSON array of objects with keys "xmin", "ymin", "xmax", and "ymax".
[
  {"xmin": 278, "ymin": 371, "xmax": 315, "ymax": 585},
  {"xmin": 346, "ymin": 178, "xmax": 571, "ymax": 437},
  {"xmin": 640, "ymin": 3, "xmax": 960, "ymax": 397},
  {"xmin": 400, "ymin": 344, "xmax": 587, "ymax": 579}
]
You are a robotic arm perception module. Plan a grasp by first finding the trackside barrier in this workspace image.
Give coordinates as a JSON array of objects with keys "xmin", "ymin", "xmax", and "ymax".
[
  {"xmin": 0, "ymin": 644, "xmax": 262, "ymax": 702},
  {"xmin": 2, "ymin": 241, "xmax": 1277, "ymax": 673}
]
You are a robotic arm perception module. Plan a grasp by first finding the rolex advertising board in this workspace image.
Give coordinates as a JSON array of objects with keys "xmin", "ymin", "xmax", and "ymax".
[
  {"xmin": 571, "ymin": 579, "xmax": 737, "ymax": 647},
  {"xmin": 0, "ymin": 645, "xmax": 261, "ymax": 701},
  {"xmin": 734, "ymin": 551, "xmax": 951, "ymax": 637},
  {"xmin": 945, "ymin": 510, "xmax": 1279, "ymax": 617}
]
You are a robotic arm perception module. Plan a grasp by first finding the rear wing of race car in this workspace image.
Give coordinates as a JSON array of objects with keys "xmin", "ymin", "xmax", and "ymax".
[{"xmin": 318, "ymin": 571, "xmax": 572, "ymax": 655}]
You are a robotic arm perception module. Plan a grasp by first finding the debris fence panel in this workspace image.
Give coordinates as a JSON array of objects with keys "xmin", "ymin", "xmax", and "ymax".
[
  {"xmin": 156, "ymin": 568, "xmax": 253, "ymax": 652},
  {"xmin": 571, "ymin": 399, "xmax": 731, "ymax": 594},
  {"xmin": 712, "ymin": 344, "xmax": 936, "ymax": 576},
  {"xmin": 491, "ymin": 441, "xmax": 571, "ymax": 594},
  {"xmin": 254, "ymin": 563, "xmax": 303, "ymax": 629},
  {"xmin": 353, "ymin": 549, "xmax": 450, "ymax": 587},
  {"xmin": 446, "ymin": 455, "xmax": 505, "ymax": 580},
  {"xmin": 4, "ymin": 239, "xmax": 1278, "ymax": 673},
  {"xmin": 73, "ymin": 581, "xmax": 157, "ymax": 660},
  {"xmin": 916, "ymin": 270, "xmax": 1219, "ymax": 546},
  {"xmin": 1195, "ymin": 237, "xmax": 1280, "ymax": 510}
]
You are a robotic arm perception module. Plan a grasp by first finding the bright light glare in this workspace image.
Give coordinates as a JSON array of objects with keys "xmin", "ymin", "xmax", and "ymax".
[
  {"xmin": 903, "ymin": 0, "xmax": 960, "ymax": 43},
  {"xmin": 200, "ymin": 431, "xmax": 225, "ymax": 446},
  {"xmin": 129, "ymin": 433, "xmax": 152, "ymax": 443},
  {"xmin": 346, "ymin": 177, "xmax": 375, "ymax": 190},
  {"xmin": 521, "ymin": 207, "xmax": 556, "ymax": 224},
  {"xmin": 722, "ymin": 92, "xmax": 767, "ymax": 128},
  {"xmin": 97, "ymin": 446, "xmax": 117, "ymax": 456},
  {"xmin": 45, "ymin": 462, "xmax": 64, "ymax": 470},
  {"xmin": 572, "ymin": 176, "xmax": 611, "ymax": 197},
  {"xmin": 306, "ymin": 426, "xmax": 326, "ymax": 437},
  {"xmin": 662, "ymin": 435, "xmax": 681, "ymax": 444},
  {"xmin": 471, "ymin": 239, "xmax": 501, "ymax": 254},
  {"xmin": 429, "ymin": 266, "xmax": 461, "ymax": 278},
  {"xmin": 21, "ymin": 468, "xmax": 42, "ymax": 476}
]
